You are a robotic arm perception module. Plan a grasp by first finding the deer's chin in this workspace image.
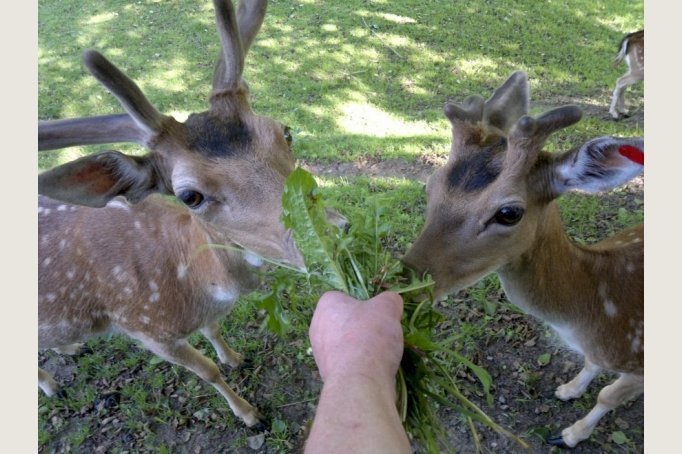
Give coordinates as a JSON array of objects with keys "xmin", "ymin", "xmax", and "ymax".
[{"xmin": 233, "ymin": 235, "xmax": 305, "ymax": 271}]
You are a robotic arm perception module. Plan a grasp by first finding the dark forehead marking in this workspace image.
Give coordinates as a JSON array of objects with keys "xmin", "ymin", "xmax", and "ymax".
[
  {"xmin": 185, "ymin": 113, "xmax": 251, "ymax": 157},
  {"xmin": 447, "ymin": 139, "xmax": 506, "ymax": 192}
]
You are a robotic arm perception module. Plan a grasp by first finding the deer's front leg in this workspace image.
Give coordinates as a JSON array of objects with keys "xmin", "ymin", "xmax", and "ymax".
[
  {"xmin": 555, "ymin": 358, "xmax": 600, "ymax": 400},
  {"xmin": 549, "ymin": 373, "xmax": 643, "ymax": 448},
  {"xmin": 609, "ymin": 73, "xmax": 638, "ymax": 119},
  {"xmin": 200, "ymin": 322, "xmax": 244, "ymax": 368},
  {"xmin": 147, "ymin": 338, "xmax": 266, "ymax": 429},
  {"xmin": 39, "ymin": 367, "xmax": 61, "ymax": 397}
]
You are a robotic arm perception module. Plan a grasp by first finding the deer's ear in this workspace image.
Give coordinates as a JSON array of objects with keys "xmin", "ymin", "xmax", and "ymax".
[
  {"xmin": 549, "ymin": 137, "xmax": 643, "ymax": 196},
  {"xmin": 38, "ymin": 151, "xmax": 169, "ymax": 207}
]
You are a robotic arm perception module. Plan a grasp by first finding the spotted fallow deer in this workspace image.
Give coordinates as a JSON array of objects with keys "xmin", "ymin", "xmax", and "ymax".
[
  {"xmin": 37, "ymin": 0, "xmax": 305, "ymax": 429},
  {"xmin": 402, "ymin": 72, "xmax": 643, "ymax": 448},
  {"xmin": 609, "ymin": 30, "xmax": 644, "ymax": 120}
]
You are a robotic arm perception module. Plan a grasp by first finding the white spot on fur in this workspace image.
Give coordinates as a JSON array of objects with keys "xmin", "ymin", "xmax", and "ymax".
[
  {"xmin": 211, "ymin": 286, "xmax": 238, "ymax": 304},
  {"xmin": 149, "ymin": 292, "xmax": 160, "ymax": 303},
  {"xmin": 107, "ymin": 199, "xmax": 130, "ymax": 210},
  {"xmin": 38, "ymin": 206, "xmax": 44, "ymax": 214},
  {"xmin": 244, "ymin": 251, "xmax": 264, "ymax": 267},
  {"xmin": 140, "ymin": 315, "xmax": 151, "ymax": 324},
  {"xmin": 134, "ymin": 221, "xmax": 142, "ymax": 230},
  {"xmin": 177, "ymin": 264, "xmax": 188, "ymax": 279},
  {"xmin": 148, "ymin": 281, "xmax": 159, "ymax": 292},
  {"xmin": 66, "ymin": 269, "xmax": 76, "ymax": 280},
  {"xmin": 42, "ymin": 257, "xmax": 52, "ymax": 267},
  {"xmin": 59, "ymin": 239, "xmax": 67, "ymax": 250},
  {"xmin": 603, "ymin": 300, "xmax": 617, "ymax": 317},
  {"xmin": 112, "ymin": 266, "xmax": 128, "ymax": 283},
  {"xmin": 597, "ymin": 283, "xmax": 617, "ymax": 317},
  {"xmin": 46, "ymin": 293, "xmax": 57, "ymax": 303},
  {"xmin": 57, "ymin": 205, "xmax": 68, "ymax": 211},
  {"xmin": 630, "ymin": 320, "xmax": 644, "ymax": 353},
  {"xmin": 123, "ymin": 287, "xmax": 133, "ymax": 296},
  {"xmin": 42, "ymin": 208, "xmax": 52, "ymax": 216},
  {"xmin": 625, "ymin": 262, "xmax": 635, "ymax": 273}
]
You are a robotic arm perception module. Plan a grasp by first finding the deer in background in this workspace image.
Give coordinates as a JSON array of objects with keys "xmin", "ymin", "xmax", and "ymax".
[
  {"xmin": 402, "ymin": 72, "xmax": 643, "ymax": 448},
  {"xmin": 38, "ymin": 0, "xmax": 304, "ymax": 429},
  {"xmin": 609, "ymin": 30, "xmax": 644, "ymax": 120}
]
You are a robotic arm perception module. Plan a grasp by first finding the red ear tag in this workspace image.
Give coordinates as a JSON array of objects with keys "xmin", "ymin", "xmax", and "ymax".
[{"xmin": 618, "ymin": 145, "xmax": 644, "ymax": 165}]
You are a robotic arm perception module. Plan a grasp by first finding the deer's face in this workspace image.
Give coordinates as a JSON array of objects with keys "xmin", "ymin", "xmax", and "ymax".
[
  {"xmin": 403, "ymin": 72, "xmax": 643, "ymax": 299},
  {"xmin": 37, "ymin": 0, "xmax": 308, "ymax": 268},
  {"xmin": 164, "ymin": 110, "xmax": 301, "ymax": 266},
  {"xmin": 403, "ymin": 138, "xmax": 545, "ymax": 296}
]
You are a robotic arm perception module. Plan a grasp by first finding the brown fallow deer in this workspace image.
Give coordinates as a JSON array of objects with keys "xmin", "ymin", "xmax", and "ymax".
[
  {"xmin": 402, "ymin": 72, "xmax": 643, "ymax": 448},
  {"xmin": 38, "ymin": 0, "xmax": 311, "ymax": 429},
  {"xmin": 609, "ymin": 30, "xmax": 644, "ymax": 120}
]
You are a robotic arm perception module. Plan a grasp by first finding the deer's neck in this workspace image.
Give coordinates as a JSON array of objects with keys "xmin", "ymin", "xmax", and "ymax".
[
  {"xmin": 496, "ymin": 202, "xmax": 603, "ymax": 325},
  {"xmin": 177, "ymin": 207, "xmax": 262, "ymax": 295}
]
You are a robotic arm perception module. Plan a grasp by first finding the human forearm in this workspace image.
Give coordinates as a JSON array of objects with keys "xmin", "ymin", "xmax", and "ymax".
[{"xmin": 305, "ymin": 371, "xmax": 410, "ymax": 454}]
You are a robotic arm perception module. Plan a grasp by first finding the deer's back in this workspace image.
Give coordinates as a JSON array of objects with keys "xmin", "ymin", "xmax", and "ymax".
[{"xmin": 38, "ymin": 195, "xmax": 258, "ymax": 349}]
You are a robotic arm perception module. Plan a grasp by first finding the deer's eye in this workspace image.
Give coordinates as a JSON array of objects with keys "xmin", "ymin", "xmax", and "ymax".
[
  {"xmin": 283, "ymin": 126, "xmax": 293, "ymax": 146},
  {"xmin": 178, "ymin": 190, "xmax": 205, "ymax": 209},
  {"xmin": 493, "ymin": 206, "xmax": 524, "ymax": 226}
]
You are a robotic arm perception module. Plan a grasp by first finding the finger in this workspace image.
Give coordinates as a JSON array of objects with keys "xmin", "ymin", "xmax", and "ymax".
[
  {"xmin": 369, "ymin": 291, "xmax": 404, "ymax": 321},
  {"xmin": 316, "ymin": 290, "xmax": 355, "ymax": 310}
]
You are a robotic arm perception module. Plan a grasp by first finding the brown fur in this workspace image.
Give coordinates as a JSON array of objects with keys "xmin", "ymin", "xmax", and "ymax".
[{"xmin": 403, "ymin": 72, "xmax": 643, "ymax": 447}]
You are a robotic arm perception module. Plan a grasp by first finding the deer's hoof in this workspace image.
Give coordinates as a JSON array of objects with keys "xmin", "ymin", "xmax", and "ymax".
[
  {"xmin": 239, "ymin": 357, "xmax": 254, "ymax": 371},
  {"xmin": 94, "ymin": 391, "xmax": 121, "ymax": 411},
  {"xmin": 54, "ymin": 388, "xmax": 68, "ymax": 399},
  {"xmin": 250, "ymin": 415, "xmax": 270, "ymax": 432},
  {"xmin": 547, "ymin": 434, "xmax": 573, "ymax": 449},
  {"xmin": 78, "ymin": 346, "xmax": 95, "ymax": 356}
]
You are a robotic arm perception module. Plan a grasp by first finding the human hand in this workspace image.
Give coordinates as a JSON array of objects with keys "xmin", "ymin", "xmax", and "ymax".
[{"xmin": 309, "ymin": 291, "xmax": 404, "ymax": 383}]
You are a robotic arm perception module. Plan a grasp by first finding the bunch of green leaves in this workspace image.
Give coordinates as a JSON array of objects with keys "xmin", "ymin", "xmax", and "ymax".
[{"xmin": 256, "ymin": 168, "xmax": 527, "ymax": 452}]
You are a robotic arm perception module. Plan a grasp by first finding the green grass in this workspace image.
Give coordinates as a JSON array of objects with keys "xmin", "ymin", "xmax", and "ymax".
[
  {"xmin": 38, "ymin": 0, "xmax": 643, "ymax": 451},
  {"xmin": 39, "ymin": 0, "xmax": 642, "ymax": 168}
]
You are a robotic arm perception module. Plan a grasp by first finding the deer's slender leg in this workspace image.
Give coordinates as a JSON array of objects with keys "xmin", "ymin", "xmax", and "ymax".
[
  {"xmin": 146, "ymin": 338, "xmax": 265, "ymax": 428},
  {"xmin": 550, "ymin": 373, "xmax": 643, "ymax": 448},
  {"xmin": 555, "ymin": 358, "xmax": 601, "ymax": 400},
  {"xmin": 39, "ymin": 368, "xmax": 60, "ymax": 397},
  {"xmin": 200, "ymin": 322, "xmax": 243, "ymax": 368},
  {"xmin": 610, "ymin": 73, "xmax": 640, "ymax": 119}
]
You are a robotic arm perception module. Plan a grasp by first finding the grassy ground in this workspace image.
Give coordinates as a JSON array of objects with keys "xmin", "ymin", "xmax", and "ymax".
[{"xmin": 38, "ymin": 0, "xmax": 643, "ymax": 452}]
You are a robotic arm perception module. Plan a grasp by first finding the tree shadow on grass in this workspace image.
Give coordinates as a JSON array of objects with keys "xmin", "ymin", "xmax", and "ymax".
[{"xmin": 38, "ymin": 0, "xmax": 643, "ymax": 166}]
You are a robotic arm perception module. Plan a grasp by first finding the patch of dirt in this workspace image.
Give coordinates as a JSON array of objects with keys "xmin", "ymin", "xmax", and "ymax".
[
  {"xmin": 433, "ymin": 300, "xmax": 644, "ymax": 453},
  {"xmin": 300, "ymin": 154, "xmax": 446, "ymax": 183}
]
